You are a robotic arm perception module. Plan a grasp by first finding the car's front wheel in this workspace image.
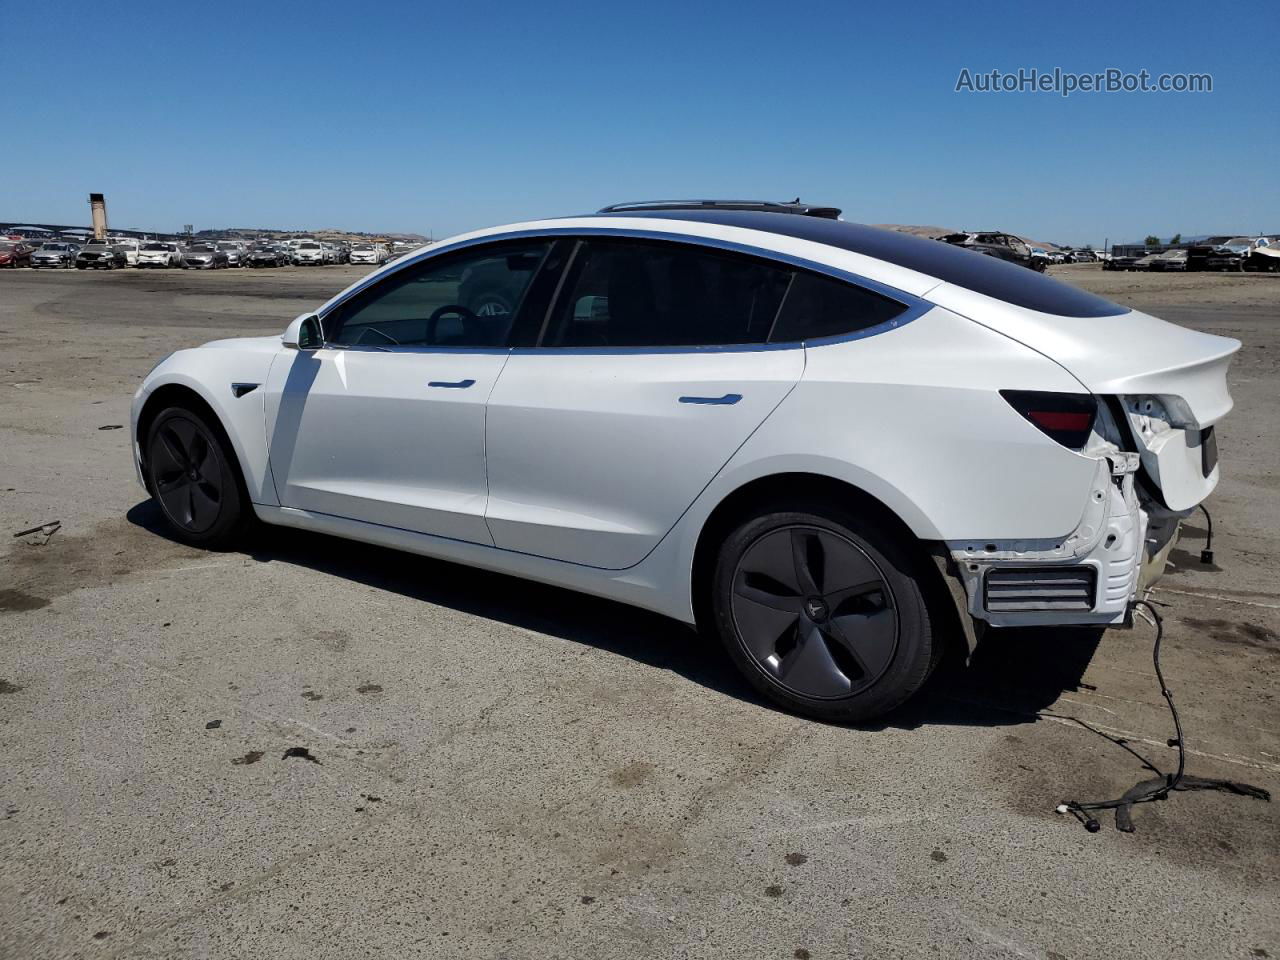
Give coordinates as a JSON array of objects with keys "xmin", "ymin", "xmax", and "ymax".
[
  {"xmin": 712, "ymin": 505, "xmax": 934, "ymax": 723},
  {"xmin": 144, "ymin": 405, "xmax": 249, "ymax": 548}
]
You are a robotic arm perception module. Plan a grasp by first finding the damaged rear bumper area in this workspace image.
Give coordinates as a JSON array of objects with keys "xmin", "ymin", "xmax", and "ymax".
[
  {"xmin": 948, "ymin": 452, "xmax": 1188, "ymax": 627},
  {"xmin": 948, "ymin": 379, "xmax": 1225, "ymax": 629}
]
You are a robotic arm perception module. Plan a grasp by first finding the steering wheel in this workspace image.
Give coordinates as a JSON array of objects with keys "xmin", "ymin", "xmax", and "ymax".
[{"xmin": 426, "ymin": 304, "xmax": 484, "ymax": 345}]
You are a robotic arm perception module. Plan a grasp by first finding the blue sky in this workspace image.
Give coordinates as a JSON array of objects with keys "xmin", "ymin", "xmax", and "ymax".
[{"xmin": 7, "ymin": 1, "xmax": 1275, "ymax": 244}]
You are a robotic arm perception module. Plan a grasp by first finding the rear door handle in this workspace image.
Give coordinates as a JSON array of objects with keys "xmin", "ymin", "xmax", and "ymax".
[
  {"xmin": 679, "ymin": 393, "xmax": 742, "ymax": 405},
  {"xmin": 428, "ymin": 379, "xmax": 476, "ymax": 389}
]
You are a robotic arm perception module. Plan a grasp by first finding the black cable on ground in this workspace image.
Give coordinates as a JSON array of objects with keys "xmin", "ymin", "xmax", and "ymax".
[
  {"xmin": 1198, "ymin": 503, "xmax": 1214, "ymax": 564},
  {"xmin": 1059, "ymin": 600, "xmax": 1270, "ymax": 833}
]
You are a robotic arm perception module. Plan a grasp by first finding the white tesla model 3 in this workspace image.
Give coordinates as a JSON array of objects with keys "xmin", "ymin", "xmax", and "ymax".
[{"xmin": 131, "ymin": 201, "xmax": 1239, "ymax": 722}]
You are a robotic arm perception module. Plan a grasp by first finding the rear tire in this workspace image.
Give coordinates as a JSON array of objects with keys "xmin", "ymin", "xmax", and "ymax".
[
  {"xmin": 144, "ymin": 405, "xmax": 249, "ymax": 548},
  {"xmin": 712, "ymin": 503, "xmax": 933, "ymax": 723}
]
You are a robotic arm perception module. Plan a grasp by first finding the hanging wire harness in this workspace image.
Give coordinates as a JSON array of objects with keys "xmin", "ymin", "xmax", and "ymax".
[{"xmin": 1058, "ymin": 599, "xmax": 1270, "ymax": 832}]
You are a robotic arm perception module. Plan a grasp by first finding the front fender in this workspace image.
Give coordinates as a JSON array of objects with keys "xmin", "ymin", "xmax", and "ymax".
[{"xmin": 132, "ymin": 341, "xmax": 283, "ymax": 505}]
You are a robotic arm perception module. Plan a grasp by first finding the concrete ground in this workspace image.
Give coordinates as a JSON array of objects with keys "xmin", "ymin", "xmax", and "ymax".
[{"xmin": 1, "ymin": 264, "xmax": 1277, "ymax": 960}]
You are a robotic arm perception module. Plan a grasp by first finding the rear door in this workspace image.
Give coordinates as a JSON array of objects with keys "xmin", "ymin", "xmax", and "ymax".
[
  {"xmin": 264, "ymin": 239, "xmax": 551, "ymax": 543},
  {"xmin": 484, "ymin": 237, "xmax": 805, "ymax": 569}
]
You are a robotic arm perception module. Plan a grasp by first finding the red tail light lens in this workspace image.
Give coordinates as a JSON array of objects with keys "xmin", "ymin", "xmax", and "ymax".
[{"xmin": 1000, "ymin": 390, "xmax": 1098, "ymax": 449}]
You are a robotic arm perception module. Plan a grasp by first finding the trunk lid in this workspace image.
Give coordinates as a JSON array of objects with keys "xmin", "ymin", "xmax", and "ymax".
[{"xmin": 927, "ymin": 283, "xmax": 1241, "ymax": 510}]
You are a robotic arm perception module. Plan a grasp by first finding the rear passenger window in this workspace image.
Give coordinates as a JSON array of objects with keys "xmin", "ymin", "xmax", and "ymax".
[
  {"xmin": 769, "ymin": 271, "xmax": 908, "ymax": 343},
  {"xmin": 544, "ymin": 239, "xmax": 791, "ymax": 348}
]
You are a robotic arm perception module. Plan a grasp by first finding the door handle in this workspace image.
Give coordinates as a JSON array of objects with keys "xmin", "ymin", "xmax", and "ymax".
[
  {"xmin": 679, "ymin": 393, "xmax": 742, "ymax": 405},
  {"xmin": 428, "ymin": 379, "xmax": 476, "ymax": 389}
]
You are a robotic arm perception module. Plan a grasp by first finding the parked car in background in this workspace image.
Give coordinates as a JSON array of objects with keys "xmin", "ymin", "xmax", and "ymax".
[
  {"xmin": 30, "ymin": 241, "xmax": 79, "ymax": 268},
  {"xmin": 1030, "ymin": 246, "xmax": 1051, "ymax": 268},
  {"xmin": 1186, "ymin": 236, "xmax": 1264, "ymax": 272},
  {"xmin": 294, "ymin": 240, "xmax": 326, "ymax": 265},
  {"xmin": 0, "ymin": 239, "xmax": 35, "ymax": 267},
  {"xmin": 109, "ymin": 238, "xmax": 141, "ymax": 266},
  {"xmin": 137, "ymin": 242, "xmax": 184, "ymax": 268},
  {"xmin": 938, "ymin": 231, "xmax": 1044, "ymax": 271},
  {"xmin": 349, "ymin": 242, "xmax": 388, "ymax": 265},
  {"xmin": 183, "ymin": 242, "xmax": 229, "ymax": 269},
  {"xmin": 75, "ymin": 240, "xmax": 127, "ymax": 269},
  {"xmin": 1103, "ymin": 253, "xmax": 1142, "ymax": 271},
  {"xmin": 216, "ymin": 240, "xmax": 247, "ymax": 267},
  {"xmin": 247, "ymin": 242, "xmax": 289, "ymax": 267},
  {"xmin": 1150, "ymin": 249, "xmax": 1188, "ymax": 272},
  {"xmin": 1245, "ymin": 240, "xmax": 1280, "ymax": 272},
  {"xmin": 1071, "ymin": 250, "xmax": 1097, "ymax": 263}
]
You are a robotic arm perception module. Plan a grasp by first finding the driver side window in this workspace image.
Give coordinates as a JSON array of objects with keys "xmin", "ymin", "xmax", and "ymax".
[{"xmin": 327, "ymin": 241, "xmax": 550, "ymax": 349}]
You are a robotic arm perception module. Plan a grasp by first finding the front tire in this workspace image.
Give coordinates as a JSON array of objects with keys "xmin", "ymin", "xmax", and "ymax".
[
  {"xmin": 711, "ymin": 505, "xmax": 933, "ymax": 723},
  {"xmin": 144, "ymin": 406, "xmax": 248, "ymax": 548}
]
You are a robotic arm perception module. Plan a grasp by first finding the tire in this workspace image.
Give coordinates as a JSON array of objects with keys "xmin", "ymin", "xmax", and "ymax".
[
  {"xmin": 711, "ymin": 504, "xmax": 933, "ymax": 723},
  {"xmin": 144, "ymin": 405, "xmax": 249, "ymax": 548}
]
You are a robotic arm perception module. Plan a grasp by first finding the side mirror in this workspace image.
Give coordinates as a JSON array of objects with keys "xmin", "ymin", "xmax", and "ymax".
[{"xmin": 282, "ymin": 314, "xmax": 323, "ymax": 350}]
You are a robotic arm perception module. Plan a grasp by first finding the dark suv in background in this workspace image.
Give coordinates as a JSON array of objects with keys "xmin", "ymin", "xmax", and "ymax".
[
  {"xmin": 937, "ymin": 231, "xmax": 1044, "ymax": 271},
  {"xmin": 75, "ymin": 240, "xmax": 127, "ymax": 269}
]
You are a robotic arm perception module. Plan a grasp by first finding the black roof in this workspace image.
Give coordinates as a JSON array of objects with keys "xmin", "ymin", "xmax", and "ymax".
[{"xmin": 595, "ymin": 209, "xmax": 1128, "ymax": 318}]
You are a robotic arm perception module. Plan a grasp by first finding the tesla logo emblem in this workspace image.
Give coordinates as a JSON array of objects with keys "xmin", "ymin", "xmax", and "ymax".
[{"xmin": 805, "ymin": 598, "xmax": 829, "ymax": 621}]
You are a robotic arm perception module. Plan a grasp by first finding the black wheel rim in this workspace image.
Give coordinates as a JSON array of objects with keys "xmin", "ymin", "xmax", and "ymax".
[
  {"xmin": 730, "ymin": 525, "xmax": 898, "ymax": 700},
  {"xmin": 151, "ymin": 416, "xmax": 223, "ymax": 533}
]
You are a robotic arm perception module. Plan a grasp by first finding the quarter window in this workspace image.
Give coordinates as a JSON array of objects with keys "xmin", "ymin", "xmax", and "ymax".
[
  {"xmin": 328, "ymin": 241, "xmax": 549, "ymax": 348},
  {"xmin": 769, "ymin": 270, "xmax": 908, "ymax": 343},
  {"xmin": 543, "ymin": 239, "xmax": 791, "ymax": 348}
]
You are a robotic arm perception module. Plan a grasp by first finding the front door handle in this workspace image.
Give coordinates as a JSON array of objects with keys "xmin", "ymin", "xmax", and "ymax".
[
  {"xmin": 428, "ymin": 379, "xmax": 476, "ymax": 389},
  {"xmin": 679, "ymin": 393, "xmax": 742, "ymax": 405}
]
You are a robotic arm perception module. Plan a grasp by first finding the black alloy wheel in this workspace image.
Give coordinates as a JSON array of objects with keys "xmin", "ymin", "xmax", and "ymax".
[
  {"xmin": 713, "ymin": 507, "xmax": 934, "ymax": 723},
  {"xmin": 730, "ymin": 525, "xmax": 898, "ymax": 699},
  {"xmin": 145, "ymin": 406, "xmax": 247, "ymax": 547}
]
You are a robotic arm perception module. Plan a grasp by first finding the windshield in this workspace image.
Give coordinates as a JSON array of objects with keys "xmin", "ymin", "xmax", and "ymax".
[
  {"xmin": 300, "ymin": 242, "xmax": 320, "ymax": 249},
  {"xmin": 189, "ymin": 244, "xmax": 215, "ymax": 252},
  {"xmin": 143, "ymin": 243, "xmax": 170, "ymax": 251},
  {"xmin": 353, "ymin": 244, "xmax": 374, "ymax": 250},
  {"xmin": 43, "ymin": 243, "xmax": 71, "ymax": 251}
]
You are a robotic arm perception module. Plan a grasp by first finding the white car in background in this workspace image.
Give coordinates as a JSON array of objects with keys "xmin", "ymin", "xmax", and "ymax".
[
  {"xmin": 110, "ymin": 237, "xmax": 141, "ymax": 266},
  {"xmin": 349, "ymin": 242, "xmax": 388, "ymax": 265},
  {"xmin": 130, "ymin": 200, "xmax": 1239, "ymax": 722},
  {"xmin": 294, "ymin": 241, "xmax": 325, "ymax": 265},
  {"xmin": 137, "ymin": 242, "xmax": 184, "ymax": 268}
]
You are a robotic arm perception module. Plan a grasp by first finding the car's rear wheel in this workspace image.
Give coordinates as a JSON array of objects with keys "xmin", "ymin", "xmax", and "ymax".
[
  {"xmin": 144, "ymin": 405, "xmax": 249, "ymax": 548},
  {"xmin": 712, "ymin": 505, "xmax": 934, "ymax": 723}
]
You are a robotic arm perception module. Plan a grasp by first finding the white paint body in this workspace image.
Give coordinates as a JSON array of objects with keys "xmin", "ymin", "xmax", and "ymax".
[{"xmin": 132, "ymin": 216, "xmax": 1239, "ymax": 629}]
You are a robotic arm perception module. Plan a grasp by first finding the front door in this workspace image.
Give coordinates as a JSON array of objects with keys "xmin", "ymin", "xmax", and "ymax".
[{"xmin": 263, "ymin": 239, "xmax": 551, "ymax": 543}]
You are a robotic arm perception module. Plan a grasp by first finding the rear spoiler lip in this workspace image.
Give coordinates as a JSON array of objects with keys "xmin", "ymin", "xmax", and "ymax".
[
  {"xmin": 922, "ymin": 284, "xmax": 1242, "ymax": 428},
  {"xmin": 1086, "ymin": 338, "xmax": 1241, "ymax": 427}
]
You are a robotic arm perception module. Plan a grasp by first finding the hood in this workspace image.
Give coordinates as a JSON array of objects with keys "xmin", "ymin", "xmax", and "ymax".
[{"xmin": 926, "ymin": 282, "xmax": 1240, "ymax": 426}]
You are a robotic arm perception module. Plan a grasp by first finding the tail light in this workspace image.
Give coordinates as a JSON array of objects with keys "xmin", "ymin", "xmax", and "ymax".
[{"xmin": 1000, "ymin": 390, "xmax": 1098, "ymax": 449}]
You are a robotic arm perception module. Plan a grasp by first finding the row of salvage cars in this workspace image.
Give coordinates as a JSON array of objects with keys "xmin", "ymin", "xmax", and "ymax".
[
  {"xmin": 1106, "ymin": 236, "xmax": 1280, "ymax": 272},
  {"xmin": 7, "ymin": 236, "xmax": 405, "ymax": 270}
]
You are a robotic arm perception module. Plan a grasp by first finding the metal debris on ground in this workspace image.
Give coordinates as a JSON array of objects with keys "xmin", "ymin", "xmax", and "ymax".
[{"xmin": 12, "ymin": 520, "xmax": 61, "ymax": 545}]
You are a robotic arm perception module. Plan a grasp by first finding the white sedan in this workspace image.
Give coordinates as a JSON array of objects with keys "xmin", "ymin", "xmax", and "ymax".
[
  {"xmin": 137, "ymin": 242, "xmax": 184, "ymax": 268},
  {"xmin": 130, "ymin": 200, "xmax": 1238, "ymax": 722}
]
